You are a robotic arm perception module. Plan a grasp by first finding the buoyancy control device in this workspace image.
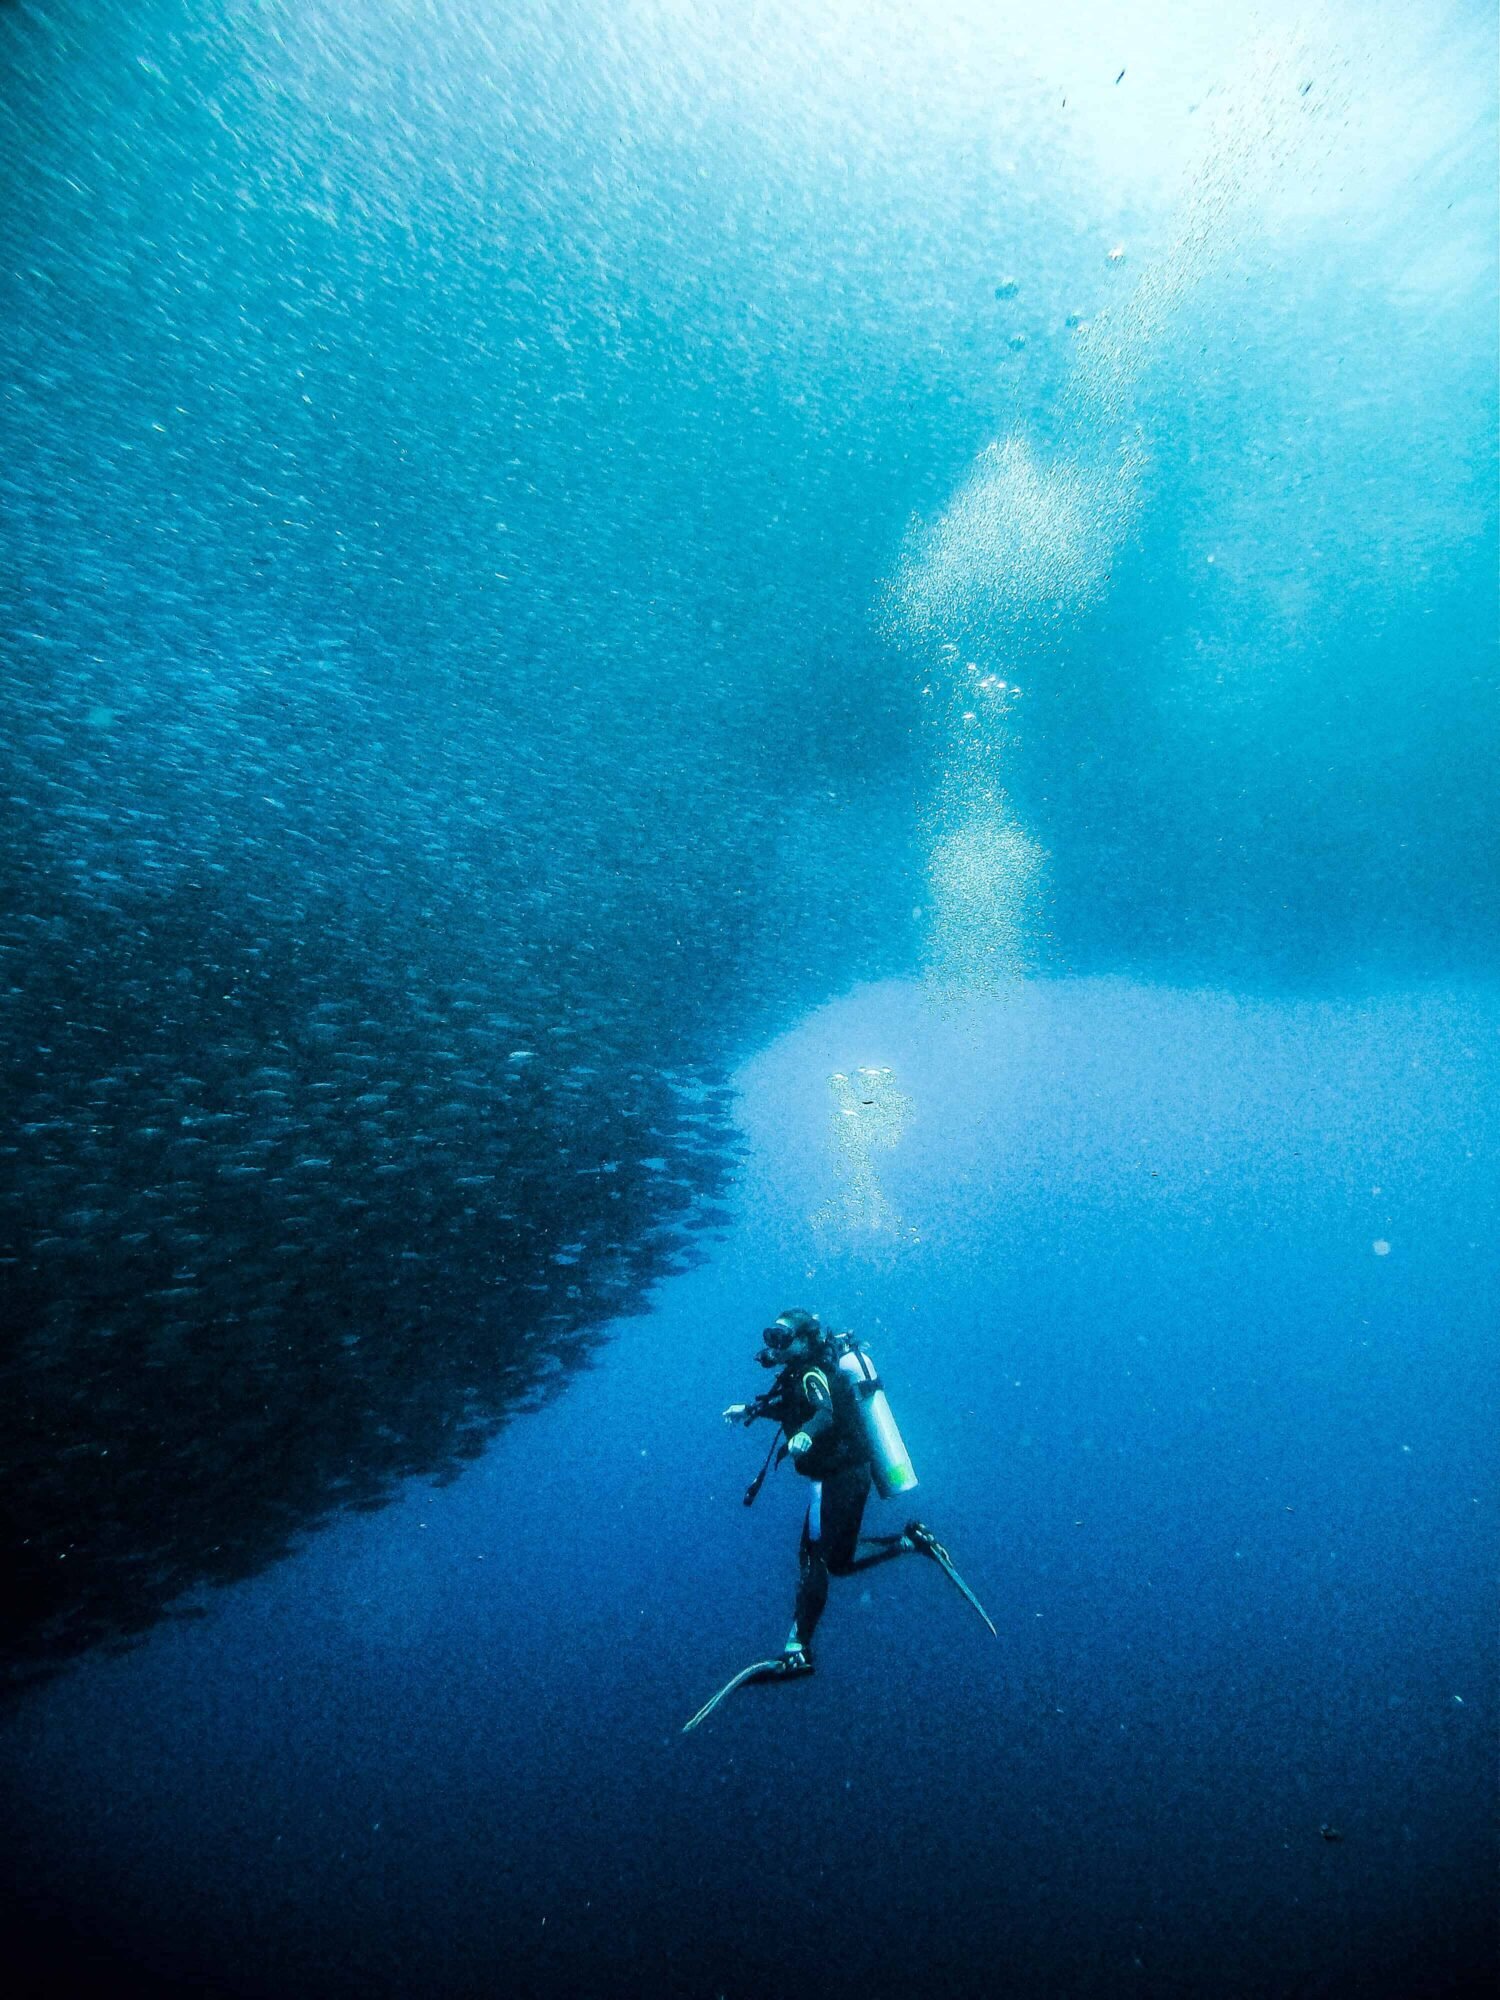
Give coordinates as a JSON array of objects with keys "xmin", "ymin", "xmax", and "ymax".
[{"xmin": 827, "ymin": 1331, "xmax": 918, "ymax": 1499}]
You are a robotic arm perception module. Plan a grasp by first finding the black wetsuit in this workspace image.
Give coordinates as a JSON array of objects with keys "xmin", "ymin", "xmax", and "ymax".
[{"xmin": 767, "ymin": 1353, "xmax": 879, "ymax": 1653}]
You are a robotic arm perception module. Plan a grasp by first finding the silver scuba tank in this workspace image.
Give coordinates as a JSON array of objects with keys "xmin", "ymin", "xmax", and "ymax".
[{"xmin": 830, "ymin": 1332, "xmax": 918, "ymax": 1499}]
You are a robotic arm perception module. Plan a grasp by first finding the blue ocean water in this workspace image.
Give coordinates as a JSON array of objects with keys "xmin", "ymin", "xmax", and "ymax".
[{"xmin": 2, "ymin": 2, "xmax": 1496, "ymax": 1996}]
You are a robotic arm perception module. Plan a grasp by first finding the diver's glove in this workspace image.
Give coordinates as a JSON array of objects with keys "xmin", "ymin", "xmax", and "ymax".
[
  {"xmin": 787, "ymin": 1430, "xmax": 813, "ymax": 1460},
  {"xmin": 722, "ymin": 1403, "xmax": 752, "ymax": 1426}
]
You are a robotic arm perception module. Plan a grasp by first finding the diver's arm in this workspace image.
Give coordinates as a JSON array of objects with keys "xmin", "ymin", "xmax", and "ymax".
[
  {"xmin": 787, "ymin": 1368, "xmax": 836, "ymax": 1459},
  {"xmin": 723, "ymin": 1388, "xmax": 782, "ymax": 1426}
]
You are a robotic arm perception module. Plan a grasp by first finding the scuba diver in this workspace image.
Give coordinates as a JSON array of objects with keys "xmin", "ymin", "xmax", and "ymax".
[{"xmin": 683, "ymin": 1309, "xmax": 996, "ymax": 1731}]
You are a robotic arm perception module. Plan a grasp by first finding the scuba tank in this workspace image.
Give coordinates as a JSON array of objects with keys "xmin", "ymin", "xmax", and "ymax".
[{"xmin": 827, "ymin": 1330, "xmax": 918, "ymax": 1499}]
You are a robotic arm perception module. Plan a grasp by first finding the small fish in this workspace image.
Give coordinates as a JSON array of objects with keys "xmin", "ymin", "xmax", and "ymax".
[
  {"xmin": 1319, "ymin": 1824, "xmax": 1344, "ymax": 1843},
  {"xmin": 1115, "ymin": 69, "xmax": 1126, "ymax": 85}
]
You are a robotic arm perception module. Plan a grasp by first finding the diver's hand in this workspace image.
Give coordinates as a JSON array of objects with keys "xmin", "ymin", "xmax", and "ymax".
[
  {"xmin": 787, "ymin": 1430, "xmax": 813, "ymax": 1460},
  {"xmin": 722, "ymin": 1403, "xmax": 750, "ymax": 1425}
]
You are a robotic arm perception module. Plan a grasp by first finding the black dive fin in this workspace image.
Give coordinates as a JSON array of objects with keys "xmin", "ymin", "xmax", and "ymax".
[
  {"xmin": 915, "ymin": 1529, "xmax": 998, "ymax": 1637},
  {"xmin": 682, "ymin": 1657, "xmax": 802, "ymax": 1733}
]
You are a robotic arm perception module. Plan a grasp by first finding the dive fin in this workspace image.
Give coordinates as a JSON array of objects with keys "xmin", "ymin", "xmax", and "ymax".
[
  {"xmin": 681, "ymin": 1656, "xmax": 806, "ymax": 1733},
  {"xmin": 909, "ymin": 1523, "xmax": 999, "ymax": 1637}
]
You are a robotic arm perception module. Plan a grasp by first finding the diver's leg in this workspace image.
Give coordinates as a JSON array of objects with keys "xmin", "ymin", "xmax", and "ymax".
[
  {"xmin": 845, "ymin": 1513, "xmax": 938, "ymax": 1572},
  {"xmin": 841, "ymin": 1539, "xmax": 914, "ymax": 1574},
  {"xmin": 821, "ymin": 1464, "xmax": 874, "ymax": 1578},
  {"xmin": 789, "ymin": 1489, "xmax": 828, "ymax": 1659}
]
